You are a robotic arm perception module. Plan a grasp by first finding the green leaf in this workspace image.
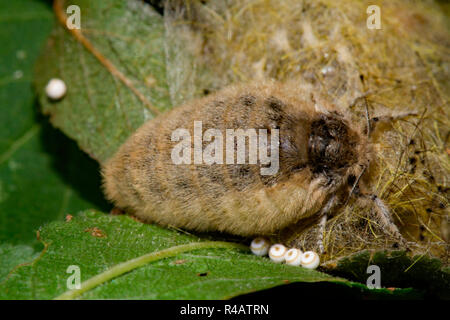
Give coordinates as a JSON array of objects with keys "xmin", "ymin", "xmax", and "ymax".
[
  {"xmin": 1, "ymin": 210, "xmax": 426, "ymax": 300},
  {"xmin": 0, "ymin": 244, "xmax": 37, "ymax": 283},
  {"xmin": 1, "ymin": 210, "xmax": 360, "ymax": 300},
  {"xmin": 0, "ymin": 0, "xmax": 110, "ymax": 247},
  {"xmin": 323, "ymin": 250, "xmax": 450, "ymax": 299},
  {"xmin": 34, "ymin": 0, "xmax": 171, "ymax": 163}
]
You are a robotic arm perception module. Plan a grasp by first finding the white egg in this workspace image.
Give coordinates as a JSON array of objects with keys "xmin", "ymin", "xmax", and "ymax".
[
  {"xmin": 268, "ymin": 244, "xmax": 287, "ymax": 263},
  {"xmin": 300, "ymin": 251, "xmax": 320, "ymax": 269},
  {"xmin": 250, "ymin": 237, "xmax": 270, "ymax": 256},
  {"xmin": 285, "ymin": 248, "xmax": 303, "ymax": 266},
  {"xmin": 45, "ymin": 78, "xmax": 67, "ymax": 100}
]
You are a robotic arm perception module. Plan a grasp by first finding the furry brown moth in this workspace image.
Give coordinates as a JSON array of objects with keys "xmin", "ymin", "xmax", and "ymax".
[{"xmin": 102, "ymin": 81, "xmax": 414, "ymax": 251}]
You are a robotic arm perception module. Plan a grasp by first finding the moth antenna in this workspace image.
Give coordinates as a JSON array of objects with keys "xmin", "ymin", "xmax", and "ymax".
[
  {"xmin": 367, "ymin": 194, "xmax": 410, "ymax": 249},
  {"xmin": 349, "ymin": 74, "xmax": 373, "ymax": 138},
  {"xmin": 359, "ymin": 74, "xmax": 372, "ymax": 138},
  {"xmin": 364, "ymin": 96, "xmax": 371, "ymax": 138},
  {"xmin": 370, "ymin": 110, "xmax": 419, "ymax": 124}
]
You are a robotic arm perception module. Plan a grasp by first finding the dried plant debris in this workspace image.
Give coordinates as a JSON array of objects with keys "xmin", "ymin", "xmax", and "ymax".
[{"xmin": 164, "ymin": 0, "xmax": 449, "ymax": 263}]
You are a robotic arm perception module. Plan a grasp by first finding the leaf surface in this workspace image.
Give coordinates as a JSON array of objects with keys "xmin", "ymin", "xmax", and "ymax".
[
  {"xmin": 0, "ymin": 210, "xmax": 350, "ymax": 299},
  {"xmin": 0, "ymin": 0, "xmax": 110, "ymax": 246},
  {"xmin": 35, "ymin": 0, "xmax": 171, "ymax": 163}
]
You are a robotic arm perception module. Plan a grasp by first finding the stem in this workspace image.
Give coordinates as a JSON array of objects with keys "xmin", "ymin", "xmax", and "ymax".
[{"xmin": 54, "ymin": 241, "xmax": 248, "ymax": 300}]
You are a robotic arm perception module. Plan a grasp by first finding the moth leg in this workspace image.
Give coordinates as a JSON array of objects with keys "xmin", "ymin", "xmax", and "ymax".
[
  {"xmin": 317, "ymin": 214, "xmax": 328, "ymax": 254},
  {"xmin": 316, "ymin": 195, "xmax": 337, "ymax": 254},
  {"xmin": 369, "ymin": 194, "xmax": 409, "ymax": 248}
]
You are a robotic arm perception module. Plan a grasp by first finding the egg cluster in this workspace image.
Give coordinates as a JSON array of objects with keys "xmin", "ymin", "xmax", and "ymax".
[{"xmin": 250, "ymin": 238, "xmax": 320, "ymax": 269}]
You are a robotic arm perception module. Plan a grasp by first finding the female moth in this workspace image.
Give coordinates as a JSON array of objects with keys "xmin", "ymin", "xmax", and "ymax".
[{"xmin": 102, "ymin": 81, "xmax": 410, "ymax": 249}]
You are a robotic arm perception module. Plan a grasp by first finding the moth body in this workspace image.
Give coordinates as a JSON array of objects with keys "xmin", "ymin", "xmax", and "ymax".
[{"xmin": 102, "ymin": 82, "xmax": 372, "ymax": 237}]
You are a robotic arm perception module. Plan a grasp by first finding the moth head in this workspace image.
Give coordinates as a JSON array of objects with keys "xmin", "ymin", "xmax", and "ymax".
[
  {"xmin": 306, "ymin": 110, "xmax": 373, "ymax": 199},
  {"xmin": 308, "ymin": 113, "xmax": 362, "ymax": 173}
]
